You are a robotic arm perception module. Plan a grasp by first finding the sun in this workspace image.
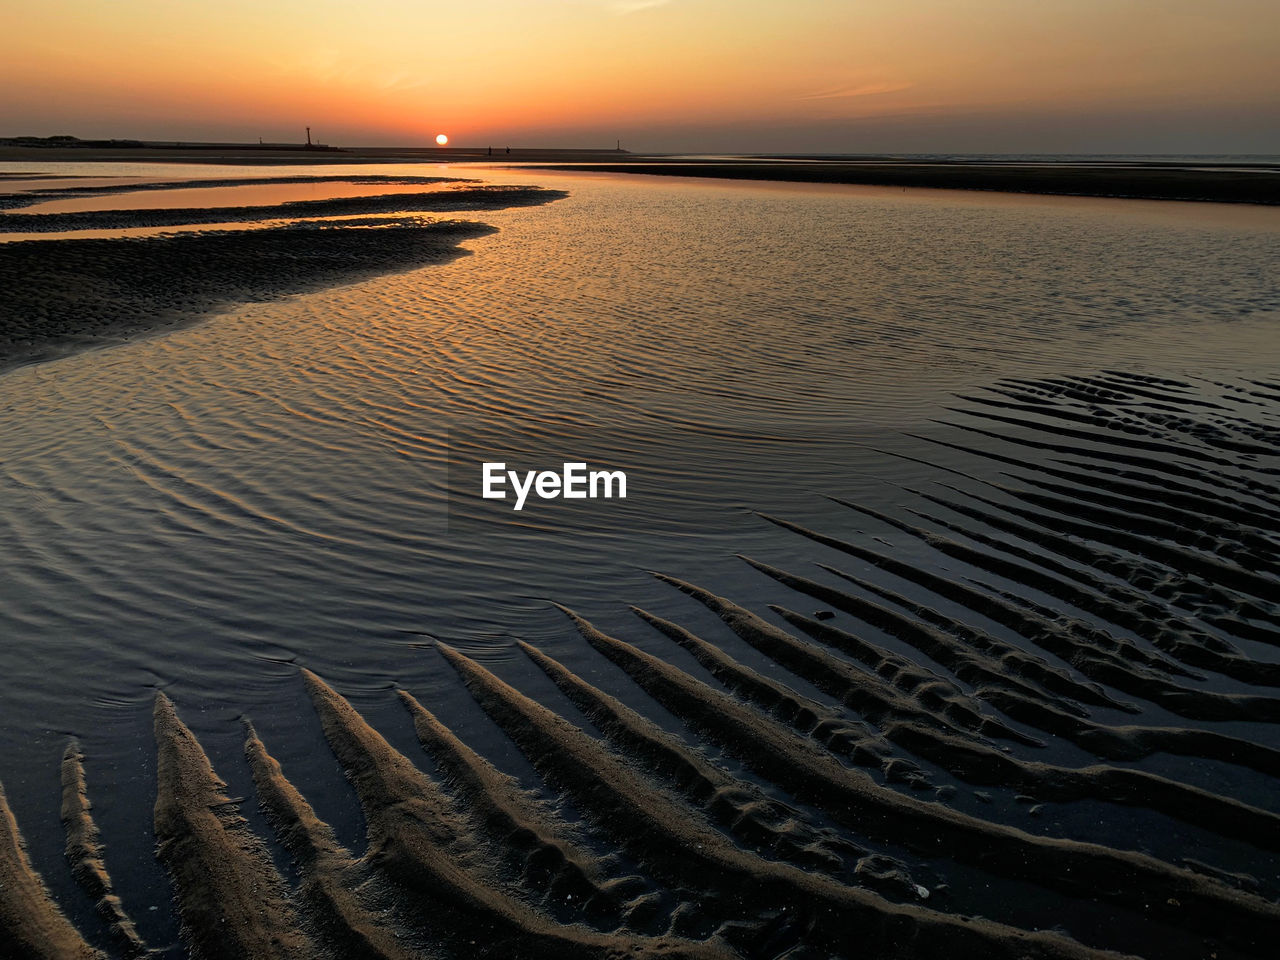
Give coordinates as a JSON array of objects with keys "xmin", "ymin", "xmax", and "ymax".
[{"xmin": 435, "ymin": 133, "xmax": 449, "ymax": 146}]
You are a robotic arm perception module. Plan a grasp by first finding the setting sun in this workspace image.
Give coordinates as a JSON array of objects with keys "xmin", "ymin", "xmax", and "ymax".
[{"xmin": 435, "ymin": 133, "xmax": 448, "ymax": 146}]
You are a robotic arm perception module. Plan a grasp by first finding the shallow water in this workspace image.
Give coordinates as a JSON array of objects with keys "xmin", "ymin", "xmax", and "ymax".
[
  {"xmin": 1, "ymin": 163, "xmax": 1279, "ymax": 955},
  {"xmin": 10, "ymin": 179, "xmax": 461, "ymax": 215}
]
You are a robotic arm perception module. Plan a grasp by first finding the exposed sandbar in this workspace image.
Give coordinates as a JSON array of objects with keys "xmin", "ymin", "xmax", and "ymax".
[
  {"xmin": 153, "ymin": 692, "xmax": 315, "ymax": 960},
  {"xmin": 60, "ymin": 743, "xmax": 148, "ymax": 957},
  {"xmin": 529, "ymin": 160, "xmax": 1280, "ymax": 204},
  {"xmin": 0, "ymin": 174, "xmax": 468, "ymax": 211},
  {"xmin": 0, "ymin": 218, "xmax": 493, "ymax": 373},
  {"xmin": 0, "ymin": 184, "xmax": 562, "ymax": 232},
  {"xmin": 0, "ymin": 777, "xmax": 105, "ymax": 959}
]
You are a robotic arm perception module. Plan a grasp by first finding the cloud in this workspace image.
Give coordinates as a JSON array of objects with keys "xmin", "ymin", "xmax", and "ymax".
[{"xmin": 798, "ymin": 81, "xmax": 913, "ymax": 101}]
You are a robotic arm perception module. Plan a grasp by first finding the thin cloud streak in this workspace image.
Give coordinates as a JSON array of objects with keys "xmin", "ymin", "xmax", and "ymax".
[
  {"xmin": 798, "ymin": 81, "xmax": 913, "ymax": 101},
  {"xmin": 611, "ymin": 0, "xmax": 675, "ymax": 13}
]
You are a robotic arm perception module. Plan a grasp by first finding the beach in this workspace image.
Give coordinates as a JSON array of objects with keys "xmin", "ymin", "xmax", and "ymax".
[{"xmin": 0, "ymin": 162, "xmax": 1278, "ymax": 959}]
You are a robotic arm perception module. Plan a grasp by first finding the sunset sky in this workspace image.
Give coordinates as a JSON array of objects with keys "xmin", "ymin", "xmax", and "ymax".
[{"xmin": 4, "ymin": 0, "xmax": 1278, "ymax": 153}]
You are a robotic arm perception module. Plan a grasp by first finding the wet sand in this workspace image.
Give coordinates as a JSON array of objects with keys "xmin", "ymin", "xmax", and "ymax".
[
  {"xmin": 0, "ymin": 174, "xmax": 467, "ymax": 212},
  {"xmin": 0, "ymin": 179, "xmax": 565, "ymax": 372},
  {"xmin": 0, "ymin": 219, "xmax": 494, "ymax": 372},
  {"xmin": 530, "ymin": 160, "xmax": 1280, "ymax": 205},
  {"xmin": 0, "ymin": 184, "xmax": 559, "ymax": 233},
  {"xmin": 0, "ymin": 779, "xmax": 104, "ymax": 959}
]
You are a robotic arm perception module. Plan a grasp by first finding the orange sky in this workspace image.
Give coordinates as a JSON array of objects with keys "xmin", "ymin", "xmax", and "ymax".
[{"xmin": 3, "ymin": 1, "xmax": 1278, "ymax": 152}]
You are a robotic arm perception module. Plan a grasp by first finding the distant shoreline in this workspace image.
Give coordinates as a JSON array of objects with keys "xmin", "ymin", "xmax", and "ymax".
[
  {"xmin": 526, "ymin": 159, "xmax": 1280, "ymax": 206},
  {"xmin": 0, "ymin": 142, "xmax": 632, "ymax": 164},
  {"xmin": 2, "ymin": 142, "xmax": 1277, "ymax": 204}
]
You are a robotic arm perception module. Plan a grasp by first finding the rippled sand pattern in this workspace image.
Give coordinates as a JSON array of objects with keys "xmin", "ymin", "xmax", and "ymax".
[{"xmin": 3, "ymin": 375, "xmax": 1280, "ymax": 958}]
